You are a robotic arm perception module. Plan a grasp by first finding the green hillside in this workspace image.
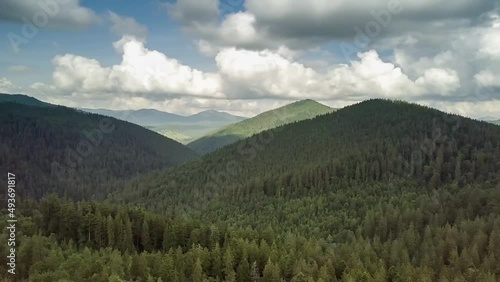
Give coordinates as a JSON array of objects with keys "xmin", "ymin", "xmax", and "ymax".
[
  {"xmin": 99, "ymin": 99, "xmax": 500, "ymax": 280},
  {"xmin": 0, "ymin": 102, "xmax": 197, "ymax": 200},
  {"xmin": 152, "ymin": 128, "xmax": 193, "ymax": 144},
  {"xmin": 188, "ymin": 99, "xmax": 334, "ymax": 154},
  {"xmin": 121, "ymin": 99, "xmax": 500, "ymax": 219},
  {"xmin": 3, "ymin": 99, "xmax": 500, "ymax": 281}
]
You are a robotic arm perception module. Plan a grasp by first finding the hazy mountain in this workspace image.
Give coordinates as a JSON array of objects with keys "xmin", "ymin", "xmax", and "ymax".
[
  {"xmin": 81, "ymin": 107, "xmax": 246, "ymax": 143},
  {"xmin": 479, "ymin": 116, "xmax": 500, "ymax": 125},
  {"xmin": 81, "ymin": 108, "xmax": 245, "ymax": 126},
  {"xmin": 187, "ymin": 99, "xmax": 334, "ymax": 154}
]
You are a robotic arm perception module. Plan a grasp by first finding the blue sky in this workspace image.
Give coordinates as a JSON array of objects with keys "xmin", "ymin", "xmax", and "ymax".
[{"xmin": 0, "ymin": 0, "xmax": 499, "ymax": 117}]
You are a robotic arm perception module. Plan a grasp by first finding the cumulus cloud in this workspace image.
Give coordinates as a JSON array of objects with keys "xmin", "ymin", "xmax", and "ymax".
[
  {"xmin": 216, "ymin": 48, "xmax": 464, "ymax": 101},
  {"xmin": 50, "ymin": 36, "xmax": 222, "ymax": 99},
  {"xmin": 0, "ymin": 0, "xmax": 100, "ymax": 29},
  {"xmin": 415, "ymin": 68, "xmax": 461, "ymax": 95},
  {"xmin": 108, "ymin": 11, "xmax": 148, "ymax": 42},
  {"xmin": 0, "ymin": 78, "xmax": 21, "ymax": 93}
]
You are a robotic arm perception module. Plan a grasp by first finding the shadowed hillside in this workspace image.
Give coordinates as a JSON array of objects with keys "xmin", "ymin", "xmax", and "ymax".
[{"xmin": 0, "ymin": 102, "xmax": 197, "ymax": 200}]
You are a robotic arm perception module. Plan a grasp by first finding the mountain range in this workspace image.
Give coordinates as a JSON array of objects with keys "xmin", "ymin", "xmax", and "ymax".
[
  {"xmin": 81, "ymin": 107, "xmax": 246, "ymax": 143},
  {"xmin": 2, "ymin": 93, "xmax": 500, "ymax": 281}
]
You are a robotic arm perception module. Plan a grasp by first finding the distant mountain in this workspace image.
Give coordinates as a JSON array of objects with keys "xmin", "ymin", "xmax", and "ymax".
[
  {"xmin": 0, "ymin": 102, "xmax": 197, "ymax": 200},
  {"xmin": 80, "ymin": 108, "xmax": 183, "ymax": 126},
  {"xmin": 480, "ymin": 116, "xmax": 497, "ymax": 121},
  {"xmin": 81, "ymin": 108, "xmax": 245, "ymax": 126},
  {"xmin": 81, "ymin": 108, "xmax": 246, "ymax": 143},
  {"xmin": 479, "ymin": 116, "xmax": 500, "ymax": 125},
  {"xmin": 185, "ymin": 110, "xmax": 245, "ymax": 123},
  {"xmin": 187, "ymin": 99, "xmax": 334, "ymax": 154},
  {"xmin": 0, "ymin": 93, "xmax": 52, "ymax": 107}
]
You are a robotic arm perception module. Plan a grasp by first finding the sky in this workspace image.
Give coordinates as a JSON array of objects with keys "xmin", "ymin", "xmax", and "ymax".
[{"xmin": 0, "ymin": 0, "xmax": 499, "ymax": 118}]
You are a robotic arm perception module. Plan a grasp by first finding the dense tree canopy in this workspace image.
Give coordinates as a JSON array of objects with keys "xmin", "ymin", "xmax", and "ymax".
[
  {"xmin": 2, "ymin": 99, "xmax": 500, "ymax": 280},
  {"xmin": 0, "ymin": 103, "xmax": 197, "ymax": 200}
]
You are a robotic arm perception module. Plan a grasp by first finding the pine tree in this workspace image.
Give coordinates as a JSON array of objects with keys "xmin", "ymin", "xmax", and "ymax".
[
  {"xmin": 224, "ymin": 247, "xmax": 237, "ymax": 282},
  {"xmin": 160, "ymin": 255, "xmax": 175, "ymax": 282},
  {"xmin": 122, "ymin": 216, "xmax": 134, "ymax": 253},
  {"xmin": 141, "ymin": 219, "xmax": 151, "ymax": 252},
  {"xmin": 237, "ymin": 253, "xmax": 251, "ymax": 282},
  {"xmin": 130, "ymin": 253, "xmax": 149, "ymax": 281},
  {"xmin": 251, "ymin": 261, "xmax": 260, "ymax": 282},
  {"xmin": 263, "ymin": 259, "xmax": 281, "ymax": 282},
  {"xmin": 192, "ymin": 257, "xmax": 203, "ymax": 282},
  {"xmin": 107, "ymin": 215, "xmax": 115, "ymax": 248}
]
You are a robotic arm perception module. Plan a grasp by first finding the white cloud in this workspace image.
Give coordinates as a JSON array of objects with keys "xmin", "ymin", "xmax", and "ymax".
[
  {"xmin": 50, "ymin": 36, "xmax": 222, "ymax": 99},
  {"xmin": 216, "ymin": 48, "xmax": 461, "ymax": 101},
  {"xmin": 416, "ymin": 68, "xmax": 461, "ymax": 95},
  {"xmin": 0, "ymin": 78, "xmax": 21, "ymax": 93}
]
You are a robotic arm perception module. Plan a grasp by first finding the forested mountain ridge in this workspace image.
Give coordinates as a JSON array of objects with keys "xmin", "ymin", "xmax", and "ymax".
[
  {"xmin": 0, "ymin": 93, "xmax": 52, "ymax": 107},
  {"xmin": 188, "ymin": 99, "xmax": 334, "ymax": 154},
  {"xmin": 121, "ymin": 99, "xmax": 500, "ymax": 214},
  {"xmin": 2, "ymin": 99, "xmax": 500, "ymax": 281},
  {"xmin": 0, "ymin": 102, "xmax": 197, "ymax": 200}
]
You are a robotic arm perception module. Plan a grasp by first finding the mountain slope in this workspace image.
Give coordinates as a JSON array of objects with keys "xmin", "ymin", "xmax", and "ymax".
[
  {"xmin": 187, "ymin": 99, "xmax": 334, "ymax": 154},
  {"xmin": 120, "ymin": 99, "xmax": 500, "ymax": 224},
  {"xmin": 107, "ymin": 99, "xmax": 500, "ymax": 280},
  {"xmin": 8, "ymin": 99, "xmax": 500, "ymax": 281},
  {"xmin": 0, "ymin": 93, "xmax": 52, "ymax": 107},
  {"xmin": 0, "ymin": 102, "xmax": 197, "ymax": 200}
]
